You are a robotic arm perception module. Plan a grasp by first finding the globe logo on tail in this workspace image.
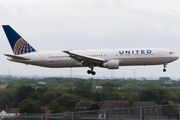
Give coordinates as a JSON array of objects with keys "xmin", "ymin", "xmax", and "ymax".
[{"xmin": 14, "ymin": 38, "xmax": 36, "ymax": 55}]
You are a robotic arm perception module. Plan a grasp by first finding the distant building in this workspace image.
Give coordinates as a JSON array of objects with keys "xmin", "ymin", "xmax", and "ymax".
[
  {"xmin": 131, "ymin": 101, "xmax": 158, "ymax": 107},
  {"xmin": 0, "ymin": 110, "xmax": 9, "ymax": 117},
  {"xmin": 38, "ymin": 82, "xmax": 47, "ymax": 85},
  {"xmin": 74, "ymin": 100, "xmax": 101, "ymax": 118},
  {"xmin": 41, "ymin": 104, "xmax": 52, "ymax": 114},
  {"xmin": 75, "ymin": 100, "xmax": 100, "ymax": 111},
  {"xmin": 161, "ymin": 101, "xmax": 178, "ymax": 116},
  {"xmin": 95, "ymin": 86, "xmax": 102, "ymax": 89},
  {"xmin": 164, "ymin": 80, "xmax": 173, "ymax": 84},
  {"xmin": 95, "ymin": 86, "xmax": 121, "ymax": 89},
  {"xmin": 99, "ymin": 100, "xmax": 131, "ymax": 118},
  {"xmin": 100, "ymin": 100, "xmax": 130, "ymax": 110},
  {"xmin": 131, "ymin": 101, "xmax": 163, "ymax": 117},
  {"xmin": 0, "ymin": 108, "xmax": 20, "ymax": 116}
]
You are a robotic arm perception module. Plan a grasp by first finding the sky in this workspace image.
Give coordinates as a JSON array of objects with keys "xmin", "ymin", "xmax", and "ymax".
[{"xmin": 0, "ymin": 0, "xmax": 180, "ymax": 79}]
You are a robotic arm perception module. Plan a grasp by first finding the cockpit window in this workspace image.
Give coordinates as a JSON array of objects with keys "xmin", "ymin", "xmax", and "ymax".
[{"xmin": 169, "ymin": 52, "xmax": 175, "ymax": 54}]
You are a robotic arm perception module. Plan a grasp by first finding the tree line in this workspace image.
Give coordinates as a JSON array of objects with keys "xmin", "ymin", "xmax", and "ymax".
[{"xmin": 0, "ymin": 76, "xmax": 180, "ymax": 113}]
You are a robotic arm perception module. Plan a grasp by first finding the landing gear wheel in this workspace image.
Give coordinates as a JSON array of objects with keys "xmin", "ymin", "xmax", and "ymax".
[
  {"xmin": 87, "ymin": 64, "xmax": 96, "ymax": 75},
  {"xmin": 87, "ymin": 70, "xmax": 96, "ymax": 75},
  {"xmin": 163, "ymin": 69, "xmax": 166, "ymax": 72},
  {"xmin": 92, "ymin": 71, "xmax": 96, "ymax": 75},
  {"xmin": 87, "ymin": 70, "xmax": 91, "ymax": 74}
]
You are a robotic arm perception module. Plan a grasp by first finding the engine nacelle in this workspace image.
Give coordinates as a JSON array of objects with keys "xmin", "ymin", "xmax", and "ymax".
[{"xmin": 101, "ymin": 60, "xmax": 119, "ymax": 69}]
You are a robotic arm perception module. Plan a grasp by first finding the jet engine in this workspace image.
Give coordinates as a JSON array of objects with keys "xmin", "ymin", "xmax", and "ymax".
[{"xmin": 100, "ymin": 60, "xmax": 119, "ymax": 69}]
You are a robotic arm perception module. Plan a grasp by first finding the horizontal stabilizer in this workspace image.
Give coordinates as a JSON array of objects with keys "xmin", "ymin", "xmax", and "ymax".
[{"xmin": 4, "ymin": 54, "xmax": 30, "ymax": 60}]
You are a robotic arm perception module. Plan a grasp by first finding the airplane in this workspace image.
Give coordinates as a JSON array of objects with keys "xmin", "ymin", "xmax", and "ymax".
[{"xmin": 2, "ymin": 25, "xmax": 179, "ymax": 75}]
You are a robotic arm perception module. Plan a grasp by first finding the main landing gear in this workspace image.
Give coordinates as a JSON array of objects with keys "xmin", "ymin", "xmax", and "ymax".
[
  {"xmin": 87, "ymin": 64, "xmax": 96, "ymax": 75},
  {"xmin": 87, "ymin": 70, "xmax": 96, "ymax": 75},
  {"xmin": 163, "ymin": 64, "xmax": 167, "ymax": 72}
]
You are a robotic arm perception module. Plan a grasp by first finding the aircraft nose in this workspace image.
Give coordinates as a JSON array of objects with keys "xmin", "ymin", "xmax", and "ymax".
[{"xmin": 174, "ymin": 54, "xmax": 179, "ymax": 60}]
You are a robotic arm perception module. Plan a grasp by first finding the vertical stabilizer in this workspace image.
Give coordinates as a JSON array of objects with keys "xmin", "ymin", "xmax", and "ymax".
[{"xmin": 2, "ymin": 25, "xmax": 36, "ymax": 55}]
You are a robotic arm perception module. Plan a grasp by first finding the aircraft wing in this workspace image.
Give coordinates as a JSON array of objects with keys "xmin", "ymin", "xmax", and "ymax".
[
  {"xmin": 63, "ymin": 51, "xmax": 105, "ymax": 65},
  {"xmin": 4, "ymin": 54, "xmax": 30, "ymax": 60}
]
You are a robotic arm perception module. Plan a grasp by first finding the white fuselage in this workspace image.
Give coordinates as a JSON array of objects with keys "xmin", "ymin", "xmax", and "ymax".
[{"xmin": 7, "ymin": 48, "xmax": 178, "ymax": 68}]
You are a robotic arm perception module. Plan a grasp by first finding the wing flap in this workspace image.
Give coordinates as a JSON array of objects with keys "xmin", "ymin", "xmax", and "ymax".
[
  {"xmin": 4, "ymin": 54, "xmax": 30, "ymax": 60},
  {"xmin": 63, "ymin": 51, "xmax": 105, "ymax": 64}
]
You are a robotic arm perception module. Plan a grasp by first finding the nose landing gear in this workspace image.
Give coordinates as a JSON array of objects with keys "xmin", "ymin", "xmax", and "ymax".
[{"xmin": 163, "ymin": 64, "xmax": 167, "ymax": 72}]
